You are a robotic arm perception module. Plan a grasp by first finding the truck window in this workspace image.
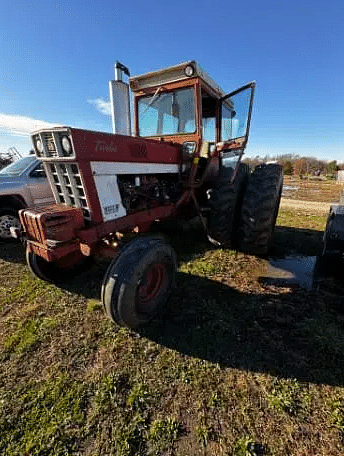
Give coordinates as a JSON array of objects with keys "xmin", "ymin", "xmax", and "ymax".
[{"xmin": 0, "ymin": 156, "xmax": 35, "ymax": 176}]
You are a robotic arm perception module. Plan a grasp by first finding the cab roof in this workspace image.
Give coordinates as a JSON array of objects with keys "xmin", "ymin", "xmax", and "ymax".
[{"xmin": 129, "ymin": 60, "xmax": 226, "ymax": 97}]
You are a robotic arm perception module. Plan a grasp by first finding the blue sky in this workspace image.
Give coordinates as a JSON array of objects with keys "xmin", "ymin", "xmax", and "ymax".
[{"xmin": 1, "ymin": 0, "xmax": 343, "ymax": 161}]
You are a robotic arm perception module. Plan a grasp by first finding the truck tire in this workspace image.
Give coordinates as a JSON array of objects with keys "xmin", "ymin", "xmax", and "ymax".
[
  {"xmin": 207, "ymin": 163, "xmax": 249, "ymax": 246},
  {"xmin": 26, "ymin": 249, "xmax": 91, "ymax": 283},
  {"xmin": 101, "ymin": 236, "xmax": 177, "ymax": 329},
  {"xmin": 238, "ymin": 163, "xmax": 283, "ymax": 255},
  {"xmin": 0, "ymin": 207, "xmax": 21, "ymax": 241}
]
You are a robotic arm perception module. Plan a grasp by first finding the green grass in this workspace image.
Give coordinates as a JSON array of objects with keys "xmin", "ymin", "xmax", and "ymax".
[
  {"xmin": 0, "ymin": 377, "xmax": 88, "ymax": 455},
  {"xmin": 0, "ymin": 191, "xmax": 344, "ymax": 455}
]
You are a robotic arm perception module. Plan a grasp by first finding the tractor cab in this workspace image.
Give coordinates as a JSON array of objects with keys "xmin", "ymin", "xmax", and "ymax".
[{"xmin": 127, "ymin": 61, "xmax": 255, "ymax": 168}]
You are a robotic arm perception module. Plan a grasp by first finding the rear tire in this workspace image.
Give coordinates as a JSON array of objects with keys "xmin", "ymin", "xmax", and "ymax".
[
  {"xmin": 238, "ymin": 163, "xmax": 283, "ymax": 255},
  {"xmin": 207, "ymin": 163, "xmax": 249, "ymax": 246},
  {"xmin": 101, "ymin": 236, "xmax": 177, "ymax": 329}
]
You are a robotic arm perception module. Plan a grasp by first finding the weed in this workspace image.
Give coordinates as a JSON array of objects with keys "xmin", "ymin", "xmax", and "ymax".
[
  {"xmin": 195, "ymin": 424, "xmax": 209, "ymax": 448},
  {"xmin": 148, "ymin": 417, "xmax": 180, "ymax": 454},
  {"xmin": 267, "ymin": 378, "xmax": 301, "ymax": 415},
  {"xmin": 234, "ymin": 436, "xmax": 259, "ymax": 456},
  {"xmin": 330, "ymin": 399, "xmax": 344, "ymax": 435},
  {"xmin": 127, "ymin": 383, "xmax": 150, "ymax": 411},
  {"xmin": 93, "ymin": 373, "xmax": 129, "ymax": 412},
  {"xmin": 114, "ymin": 413, "xmax": 148, "ymax": 456},
  {"xmin": 86, "ymin": 299, "xmax": 103, "ymax": 312},
  {"xmin": 208, "ymin": 391, "xmax": 224, "ymax": 409}
]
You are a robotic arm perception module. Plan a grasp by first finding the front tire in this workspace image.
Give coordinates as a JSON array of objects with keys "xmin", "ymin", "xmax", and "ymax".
[
  {"xmin": 0, "ymin": 207, "xmax": 21, "ymax": 241},
  {"xmin": 238, "ymin": 163, "xmax": 283, "ymax": 255},
  {"xmin": 101, "ymin": 236, "xmax": 177, "ymax": 329},
  {"xmin": 26, "ymin": 249, "xmax": 91, "ymax": 283}
]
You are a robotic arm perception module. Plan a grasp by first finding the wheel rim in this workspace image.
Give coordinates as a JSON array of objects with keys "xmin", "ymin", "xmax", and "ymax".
[
  {"xmin": 0, "ymin": 214, "xmax": 20, "ymax": 240},
  {"xmin": 136, "ymin": 263, "xmax": 168, "ymax": 313}
]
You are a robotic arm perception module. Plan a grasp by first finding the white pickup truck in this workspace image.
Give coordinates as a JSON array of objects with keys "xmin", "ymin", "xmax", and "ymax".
[{"xmin": 0, "ymin": 155, "xmax": 54, "ymax": 241}]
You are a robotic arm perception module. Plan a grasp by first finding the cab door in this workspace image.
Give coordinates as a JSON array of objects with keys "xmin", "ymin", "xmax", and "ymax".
[
  {"xmin": 218, "ymin": 82, "xmax": 256, "ymax": 154},
  {"xmin": 27, "ymin": 162, "xmax": 55, "ymax": 207}
]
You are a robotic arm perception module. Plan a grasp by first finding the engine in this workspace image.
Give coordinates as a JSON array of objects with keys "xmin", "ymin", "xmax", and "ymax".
[{"xmin": 117, "ymin": 173, "xmax": 181, "ymax": 214}]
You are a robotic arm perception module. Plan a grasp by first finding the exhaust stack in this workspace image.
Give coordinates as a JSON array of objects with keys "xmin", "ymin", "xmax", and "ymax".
[{"xmin": 109, "ymin": 61, "xmax": 131, "ymax": 136}]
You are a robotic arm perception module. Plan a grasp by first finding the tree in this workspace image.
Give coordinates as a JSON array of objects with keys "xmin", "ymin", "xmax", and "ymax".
[
  {"xmin": 282, "ymin": 160, "xmax": 293, "ymax": 175},
  {"xmin": 293, "ymin": 159, "xmax": 307, "ymax": 177},
  {"xmin": 326, "ymin": 160, "xmax": 338, "ymax": 176}
]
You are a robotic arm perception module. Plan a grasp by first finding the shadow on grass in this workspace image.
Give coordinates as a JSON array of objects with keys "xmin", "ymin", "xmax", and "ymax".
[
  {"xmin": 141, "ymin": 270, "xmax": 344, "ymax": 387},
  {"xmin": 0, "ymin": 241, "xmax": 25, "ymax": 264},
  {"xmin": 271, "ymin": 225, "xmax": 324, "ymax": 257}
]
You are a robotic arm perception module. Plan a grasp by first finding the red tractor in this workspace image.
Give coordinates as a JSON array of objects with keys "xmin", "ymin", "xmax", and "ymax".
[{"xmin": 19, "ymin": 61, "xmax": 283, "ymax": 328}]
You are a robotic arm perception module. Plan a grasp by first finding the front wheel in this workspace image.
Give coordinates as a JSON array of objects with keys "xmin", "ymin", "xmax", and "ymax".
[
  {"xmin": 101, "ymin": 236, "xmax": 177, "ymax": 329},
  {"xmin": 0, "ymin": 207, "xmax": 21, "ymax": 241},
  {"xmin": 26, "ymin": 249, "xmax": 91, "ymax": 283}
]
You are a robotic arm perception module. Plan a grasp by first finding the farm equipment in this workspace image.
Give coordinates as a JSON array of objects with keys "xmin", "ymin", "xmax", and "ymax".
[
  {"xmin": 322, "ymin": 189, "xmax": 344, "ymax": 261},
  {"xmin": 19, "ymin": 61, "xmax": 283, "ymax": 328}
]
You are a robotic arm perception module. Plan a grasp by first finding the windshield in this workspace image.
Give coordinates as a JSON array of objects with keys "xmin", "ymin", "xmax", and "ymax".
[
  {"xmin": 0, "ymin": 156, "xmax": 36, "ymax": 176},
  {"xmin": 138, "ymin": 88, "xmax": 196, "ymax": 137}
]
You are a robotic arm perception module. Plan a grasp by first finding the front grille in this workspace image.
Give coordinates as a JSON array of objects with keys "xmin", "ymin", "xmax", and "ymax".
[
  {"xmin": 41, "ymin": 132, "xmax": 58, "ymax": 157},
  {"xmin": 47, "ymin": 163, "xmax": 91, "ymax": 220}
]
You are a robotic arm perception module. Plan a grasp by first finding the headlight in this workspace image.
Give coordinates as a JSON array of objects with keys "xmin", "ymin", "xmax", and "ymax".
[
  {"xmin": 184, "ymin": 64, "xmax": 195, "ymax": 77},
  {"xmin": 182, "ymin": 141, "xmax": 196, "ymax": 156},
  {"xmin": 61, "ymin": 136, "xmax": 73, "ymax": 156},
  {"xmin": 35, "ymin": 138, "xmax": 44, "ymax": 155}
]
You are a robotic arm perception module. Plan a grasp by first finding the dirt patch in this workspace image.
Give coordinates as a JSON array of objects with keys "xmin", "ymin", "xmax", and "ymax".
[{"xmin": 280, "ymin": 198, "xmax": 331, "ymax": 214}]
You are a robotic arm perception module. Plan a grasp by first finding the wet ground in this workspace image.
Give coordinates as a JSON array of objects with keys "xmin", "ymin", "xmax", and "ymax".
[
  {"xmin": 260, "ymin": 254, "xmax": 344, "ymax": 295},
  {"xmin": 261, "ymin": 255, "xmax": 317, "ymax": 290}
]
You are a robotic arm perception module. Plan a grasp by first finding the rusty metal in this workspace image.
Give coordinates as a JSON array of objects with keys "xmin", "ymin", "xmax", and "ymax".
[{"xmin": 19, "ymin": 205, "xmax": 84, "ymax": 245}]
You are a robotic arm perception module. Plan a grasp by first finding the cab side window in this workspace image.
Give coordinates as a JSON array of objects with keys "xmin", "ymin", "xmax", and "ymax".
[
  {"xmin": 30, "ymin": 163, "xmax": 46, "ymax": 178},
  {"xmin": 201, "ymin": 90, "xmax": 217, "ymax": 143}
]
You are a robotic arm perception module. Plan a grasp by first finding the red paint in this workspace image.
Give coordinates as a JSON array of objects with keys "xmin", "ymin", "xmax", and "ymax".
[{"xmin": 69, "ymin": 128, "xmax": 182, "ymax": 164}]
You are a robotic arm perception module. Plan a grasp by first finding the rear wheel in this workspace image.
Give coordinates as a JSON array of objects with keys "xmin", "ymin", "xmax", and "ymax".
[
  {"xmin": 26, "ymin": 249, "xmax": 91, "ymax": 283},
  {"xmin": 102, "ymin": 236, "xmax": 177, "ymax": 329},
  {"xmin": 0, "ymin": 207, "xmax": 21, "ymax": 241},
  {"xmin": 207, "ymin": 163, "xmax": 249, "ymax": 246},
  {"xmin": 238, "ymin": 163, "xmax": 283, "ymax": 255}
]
